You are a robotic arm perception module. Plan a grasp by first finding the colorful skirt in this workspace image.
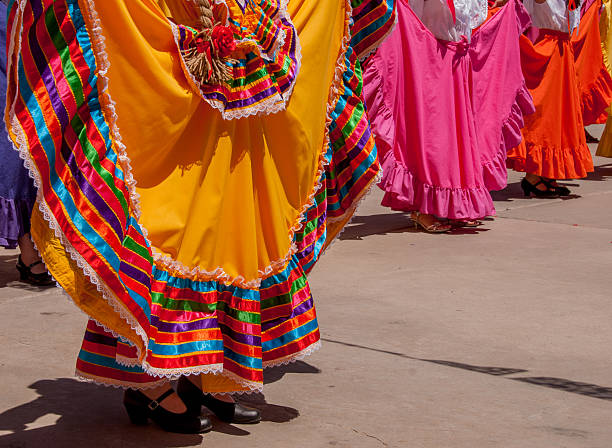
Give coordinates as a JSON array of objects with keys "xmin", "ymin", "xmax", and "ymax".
[
  {"xmin": 362, "ymin": 0, "xmax": 533, "ymax": 220},
  {"xmin": 7, "ymin": 0, "xmax": 395, "ymax": 392},
  {"xmin": 574, "ymin": 0, "xmax": 612, "ymax": 125},
  {"xmin": 507, "ymin": 29, "xmax": 594, "ymax": 179},
  {"xmin": 597, "ymin": 0, "xmax": 612, "ymax": 157},
  {"xmin": 0, "ymin": 1, "xmax": 36, "ymax": 249}
]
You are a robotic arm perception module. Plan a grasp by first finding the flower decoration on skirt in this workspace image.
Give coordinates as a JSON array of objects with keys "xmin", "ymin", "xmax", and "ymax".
[{"xmin": 181, "ymin": 0, "xmax": 236, "ymax": 84}]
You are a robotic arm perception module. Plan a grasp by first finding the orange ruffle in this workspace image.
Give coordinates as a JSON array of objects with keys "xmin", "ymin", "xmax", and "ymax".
[
  {"xmin": 508, "ymin": 33, "xmax": 593, "ymax": 179},
  {"xmin": 573, "ymin": 0, "xmax": 612, "ymax": 125},
  {"xmin": 507, "ymin": 137, "xmax": 594, "ymax": 179}
]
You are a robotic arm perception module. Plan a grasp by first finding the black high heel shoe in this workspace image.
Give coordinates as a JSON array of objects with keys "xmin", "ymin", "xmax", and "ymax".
[
  {"xmin": 177, "ymin": 376, "xmax": 261, "ymax": 424},
  {"xmin": 16, "ymin": 256, "xmax": 55, "ymax": 287},
  {"xmin": 520, "ymin": 178, "xmax": 559, "ymax": 198},
  {"xmin": 541, "ymin": 178, "xmax": 571, "ymax": 196},
  {"xmin": 123, "ymin": 388, "xmax": 213, "ymax": 434}
]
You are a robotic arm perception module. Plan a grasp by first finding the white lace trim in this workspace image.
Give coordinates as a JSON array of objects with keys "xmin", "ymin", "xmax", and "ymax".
[
  {"xmin": 83, "ymin": 339, "xmax": 322, "ymax": 393},
  {"xmin": 151, "ymin": 249, "xmax": 262, "ymax": 289},
  {"xmin": 115, "ymin": 354, "xmax": 141, "ymax": 368},
  {"xmin": 75, "ymin": 370, "xmax": 170, "ymax": 390},
  {"xmin": 139, "ymin": 363, "xmax": 226, "ymax": 379},
  {"xmin": 262, "ymin": 339, "xmax": 321, "ymax": 368},
  {"xmin": 212, "ymin": 369, "xmax": 264, "ymax": 394}
]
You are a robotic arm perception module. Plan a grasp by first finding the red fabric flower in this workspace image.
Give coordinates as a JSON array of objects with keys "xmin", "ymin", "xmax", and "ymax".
[{"xmin": 211, "ymin": 25, "xmax": 236, "ymax": 58}]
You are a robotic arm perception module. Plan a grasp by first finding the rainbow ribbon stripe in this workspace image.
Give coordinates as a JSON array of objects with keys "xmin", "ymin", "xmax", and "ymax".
[{"xmin": 351, "ymin": 0, "xmax": 396, "ymax": 59}]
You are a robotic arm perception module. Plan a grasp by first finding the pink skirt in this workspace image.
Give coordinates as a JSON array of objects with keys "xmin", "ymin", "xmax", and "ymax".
[{"xmin": 362, "ymin": 0, "xmax": 534, "ymax": 219}]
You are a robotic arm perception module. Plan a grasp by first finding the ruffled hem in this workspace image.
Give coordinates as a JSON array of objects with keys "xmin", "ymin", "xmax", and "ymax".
[
  {"xmin": 379, "ymin": 151, "xmax": 496, "ymax": 220},
  {"xmin": 0, "ymin": 196, "xmax": 34, "ymax": 248},
  {"xmin": 483, "ymin": 84, "xmax": 535, "ymax": 191},
  {"xmin": 75, "ymin": 341, "xmax": 321, "ymax": 395},
  {"xmin": 581, "ymin": 64, "xmax": 612, "ymax": 125},
  {"xmin": 506, "ymin": 140, "xmax": 594, "ymax": 179}
]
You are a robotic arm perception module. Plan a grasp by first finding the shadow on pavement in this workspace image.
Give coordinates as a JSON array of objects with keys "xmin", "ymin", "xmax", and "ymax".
[
  {"xmin": 339, "ymin": 213, "xmax": 492, "ymax": 240},
  {"xmin": 322, "ymin": 337, "xmax": 612, "ymax": 402},
  {"xmin": 513, "ymin": 377, "xmax": 612, "ymax": 400},
  {"xmin": 421, "ymin": 359, "xmax": 526, "ymax": 376},
  {"xmin": 491, "ymin": 180, "xmax": 525, "ymax": 202},
  {"xmin": 338, "ymin": 213, "xmax": 413, "ymax": 241},
  {"xmin": 193, "ymin": 362, "xmax": 317, "ymax": 435},
  {"xmin": 491, "ymin": 181, "xmax": 581, "ymax": 202},
  {"xmin": 0, "ymin": 254, "xmax": 19, "ymax": 288},
  {"xmin": 447, "ymin": 227, "xmax": 490, "ymax": 235},
  {"xmin": 0, "ymin": 378, "xmax": 203, "ymax": 447},
  {"xmin": 493, "ymin": 163, "xmax": 612, "ymax": 203},
  {"xmin": 264, "ymin": 360, "xmax": 321, "ymax": 385},
  {"xmin": 238, "ymin": 394, "xmax": 300, "ymax": 424},
  {"xmin": 0, "ymin": 363, "xmax": 319, "ymax": 446},
  {"xmin": 232, "ymin": 361, "xmax": 322, "ymax": 424},
  {"xmin": 583, "ymin": 163, "xmax": 612, "ymax": 182}
]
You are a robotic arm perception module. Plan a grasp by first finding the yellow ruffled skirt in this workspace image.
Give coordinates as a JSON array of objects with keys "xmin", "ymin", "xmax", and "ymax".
[{"xmin": 597, "ymin": 0, "xmax": 612, "ymax": 156}]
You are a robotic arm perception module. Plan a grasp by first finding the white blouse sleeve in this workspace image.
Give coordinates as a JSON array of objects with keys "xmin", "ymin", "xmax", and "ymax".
[
  {"xmin": 412, "ymin": 0, "xmax": 488, "ymax": 41},
  {"xmin": 420, "ymin": 0, "xmax": 459, "ymax": 40},
  {"xmin": 455, "ymin": 0, "xmax": 489, "ymax": 36},
  {"xmin": 524, "ymin": 0, "xmax": 581, "ymax": 32}
]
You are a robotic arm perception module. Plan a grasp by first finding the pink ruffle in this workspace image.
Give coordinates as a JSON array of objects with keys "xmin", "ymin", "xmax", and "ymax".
[
  {"xmin": 483, "ymin": 84, "xmax": 535, "ymax": 191},
  {"xmin": 581, "ymin": 65, "xmax": 612, "ymax": 126},
  {"xmin": 379, "ymin": 151, "xmax": 496, "ymax": 220},
  {"xmin": 362, "ymin": 58, "xmax": 394, "ymax": 156}
]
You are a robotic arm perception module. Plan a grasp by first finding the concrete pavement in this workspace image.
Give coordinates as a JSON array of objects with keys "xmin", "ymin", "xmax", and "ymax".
[{"xmin": 0, "ymin": 125, "xmax": 610, "ymax": 448}]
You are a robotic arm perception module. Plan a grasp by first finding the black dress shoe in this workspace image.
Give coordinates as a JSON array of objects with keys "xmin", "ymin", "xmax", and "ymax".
[
  {"xmin": 16, "ymin": 256, "xmax": 55, "ymax": 287},
  {"xmin": 520, "ymin": 178, "xmax": 559, "ymax": 198},
  {"xmin": 542, "ymin": 178, "xmax": 571, "ymax": 196},
  {"xmin": 177, "ymin": 376, "xmax": 261, "ymax": 424},
  {"xmin": 123, "ymin": 388, "xmax": 213, "ymax": 434}
]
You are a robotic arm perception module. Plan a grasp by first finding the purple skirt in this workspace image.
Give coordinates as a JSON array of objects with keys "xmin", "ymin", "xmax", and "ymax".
[{"xmin": 0, "ymin": 1, "xmax": 37, "ymax": 249}]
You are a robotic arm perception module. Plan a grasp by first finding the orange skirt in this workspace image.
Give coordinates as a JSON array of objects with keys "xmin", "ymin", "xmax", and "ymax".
[
  {"xmin": 573, "ymin": 0, "xmax": 612, "ymax": 125},
  {"xmin": 507, "ymin": 32, "xmax": 593, "ymax": 179}
]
